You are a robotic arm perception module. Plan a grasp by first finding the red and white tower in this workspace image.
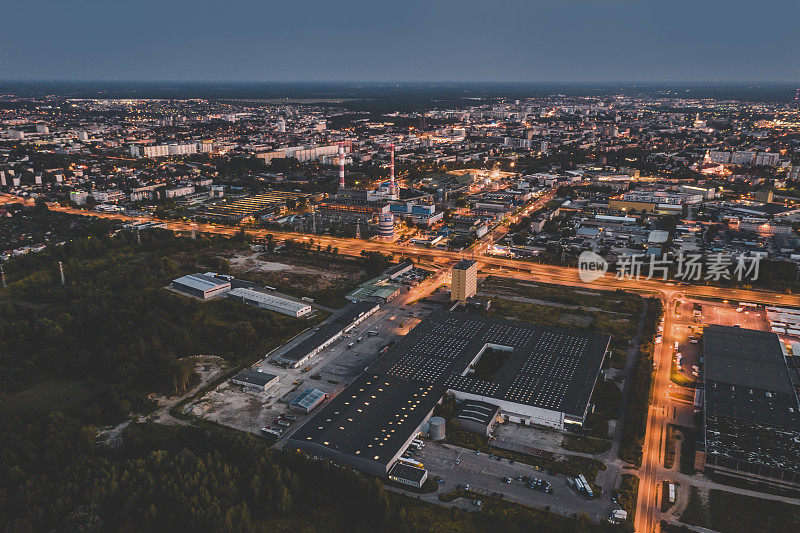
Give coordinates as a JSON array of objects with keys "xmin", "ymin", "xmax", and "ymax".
[
  {"xmin": 389, "ymin": 143, "xmax": 396, "ymax": 195},
  {"xmin": 338, "ymin": 142, "xmax": 346, "ymax": 189}
]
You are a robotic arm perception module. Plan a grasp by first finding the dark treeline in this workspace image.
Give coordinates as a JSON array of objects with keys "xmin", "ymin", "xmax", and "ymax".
[
  {"xmin": 0, "ymin": 229, "xmax": 310, "ymax": 423},
  {"xmin": 619, "ymin": 298, "xmax": 664, "ymax": 465},
  {"xmin": 0, "ymin": 416, "xmax": 628, "ymax": 533}
]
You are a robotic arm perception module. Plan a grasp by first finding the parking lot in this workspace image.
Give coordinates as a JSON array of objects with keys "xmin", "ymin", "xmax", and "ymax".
[{"xmin": 413, "ymin": 442, "xmax": 615, "ymax": 521}]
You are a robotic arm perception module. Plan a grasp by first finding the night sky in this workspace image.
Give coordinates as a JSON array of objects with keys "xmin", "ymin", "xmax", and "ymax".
[{"xmin": 1, "ymin": 0, "xmax": 798, "ymax": 82}]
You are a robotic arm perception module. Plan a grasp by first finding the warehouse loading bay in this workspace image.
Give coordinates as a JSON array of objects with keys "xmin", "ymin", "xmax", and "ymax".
[{"xmin": 186, "ymin": 292, "xmax": 439, "ymax": 439}]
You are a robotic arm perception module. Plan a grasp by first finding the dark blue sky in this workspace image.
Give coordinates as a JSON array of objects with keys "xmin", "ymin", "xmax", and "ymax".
[{"xmin": 1, "ymin": 0, "xmax": 798, "ymax": 82}]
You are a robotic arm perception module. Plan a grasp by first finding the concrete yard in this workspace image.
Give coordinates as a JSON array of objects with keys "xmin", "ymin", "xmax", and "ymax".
[
  {"xmin": 186, "ymin": 283, "xmax": 438, "ymax": 440},
  {"xmin": 412, "ymin": 441, "xmax": 616, "ymax": 521}
]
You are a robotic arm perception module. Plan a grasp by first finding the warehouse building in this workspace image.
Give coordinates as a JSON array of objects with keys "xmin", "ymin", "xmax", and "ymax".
[
  {"xmin": 370, "ymin": 310, "xmax": 610, "ymax": 429},
  {"xmin": 289, "ymin": 373, "xmax": 441, "ymax": 476},
  {"xmin": 227, "ymin": 287, "xmax": 312, "ymax": 317},
  {"xmin": 288, "ymin": 310, "xmax": 610, "ymax": 478},
  {"xmin": 697, "ymin": 325, "xmax": 800, "ymax": 490},
  {"xmin": 275, "ymin": 301, "xmax": 379, "ymax": 368},
  {"xmin": 171, "ymin": 272, "xmax": 231, "ymax": 299},
  {"xmin": 231, "ymin": 369, "xmax": 279, "ymax": 392}
]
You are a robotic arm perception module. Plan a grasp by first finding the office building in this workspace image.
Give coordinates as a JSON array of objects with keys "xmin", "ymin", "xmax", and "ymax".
[{"xmin": 451, "ymin": 259, "xmax": 478, "ymax": 302}]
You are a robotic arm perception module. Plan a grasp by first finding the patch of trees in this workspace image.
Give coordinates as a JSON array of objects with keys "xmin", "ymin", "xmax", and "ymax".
[{"xmin": 359, "ymin": 250, "xmax": 393, "ymax": 277}]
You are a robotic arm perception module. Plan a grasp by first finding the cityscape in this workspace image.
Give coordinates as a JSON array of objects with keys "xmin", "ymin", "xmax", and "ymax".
[{"xmin": 2, "ymin": 3, "xmax": 800, "ymax": 533}]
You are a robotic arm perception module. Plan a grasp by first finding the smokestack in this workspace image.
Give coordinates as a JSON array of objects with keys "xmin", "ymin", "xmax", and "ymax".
[
  {"xmin": 338, "ymin": 142, "xmax": 346, "ymax": 189},
  {"xmin": 58, "ymin": 261, "xmax": 65, "ymax": 286},
  {"xmin": 390, "ymin": 143, "xmax": 396, "ymax": 194}
]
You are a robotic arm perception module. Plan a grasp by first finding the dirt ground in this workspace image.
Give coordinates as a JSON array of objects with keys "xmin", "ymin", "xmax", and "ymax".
[{"xmin": 227, "ymin": 251, "xmax": 364, "ymax": 294}]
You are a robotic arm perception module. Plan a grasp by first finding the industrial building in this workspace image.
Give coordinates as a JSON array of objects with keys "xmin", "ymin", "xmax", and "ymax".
[
  {"xmin": 288, "ymin": 388, "xmax": 328, "ymax": 413},
  {"xmin": 275, "ymin": 302, "xmax": 379, "ymax": 368},
  {"xmin": 288, "ymin": 310, "xmax": 610, "ymax": 478},
  {"xmin": 455, "ymin": 400, "xmax": 501, "ymax": 436},
  {"xmin": 697, "ymin": 325, "xmax": 800, "ymax": 490},
  {"xmin": 231, "ymin": 369, "xmax": 279, "ymax": 392},
  {"xmin": 384, "ymin": 261, "xmax": 414, "ymax": 279},
  {"xmin": 388, "ymin": 461, "xmax": 429, "ymax": 488},
  {"xmin": 288, "ymin": 373, "xmax": 441, "ymax": 476},
  {"xmin": 451, "ymin": 259, "xmax": 478, "ymax": 302},
  {"xmin": 197, "ymin": 191, "xmax": 309, "ymax": 222},
  {"xmin": 171, "ymin": 273, "xmax": 231, "ymax": 299},
  {"xmin": 227, "ymin": 287, "xmax": 312, "ymax": 317}
]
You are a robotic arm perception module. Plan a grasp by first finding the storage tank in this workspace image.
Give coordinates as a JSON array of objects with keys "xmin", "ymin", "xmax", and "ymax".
[{"xmin": 429, "ymin": 416, "xmax": 446, "ymax": 441}]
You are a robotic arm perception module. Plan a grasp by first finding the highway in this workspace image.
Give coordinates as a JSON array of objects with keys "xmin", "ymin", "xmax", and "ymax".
[
  {"xmin": 4, "ymin": 193, "xmax": 795, "ymax": 309},
  {"xmin": 5, "ymin": 192, "xmax": 800, "ymax": 532}
]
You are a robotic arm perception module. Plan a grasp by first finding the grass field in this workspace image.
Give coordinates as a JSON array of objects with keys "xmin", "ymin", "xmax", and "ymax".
[
  {"xmin": 680, "ymin": 487, "xmax": 800, "ymax": 533},
  {"xmin": 481, "ymin": 277, "xmax": 645, "ymax": 349},
  {"xmin": 561, "ymin": 434, "xmax": 612, "ymax": 454},
  {"xmin": 0, "ymin": 379, "xmax": 98, "ymax": 418}
]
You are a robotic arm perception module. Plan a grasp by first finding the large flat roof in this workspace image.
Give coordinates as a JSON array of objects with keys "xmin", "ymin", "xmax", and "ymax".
[
  {"xmin": 289, "ymin": 373, "xmax": 440, "ymax": 467},
  {"xmin": 290, "ymin": 310, "xmax": 609, "ymax": 473},
  {"xmin": 702, "ymin": 325, "xmax": 800, "ymax": 478},
  {"xmin": 703, "ymin": 325, "xmax": 794, "ymax": 396},
  {"xmin": 370, "ymin": 310, "xmax": 610, "ymax": 417},
  {"xmin": 228, "ymin": 287, "xmax": 311, "ymax": 314},
  {"xmin": 231, "ymin": 369, "xmax": 278, "ymax": 387},
  {"xmin": 172, "ymin": 273, "xmax": 228, "ymax": 292}
]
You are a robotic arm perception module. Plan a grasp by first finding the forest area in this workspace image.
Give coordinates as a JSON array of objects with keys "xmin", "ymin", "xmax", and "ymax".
[
  {"xmin": 0, "ymin": 417, "xmax": 631, "ymax": 532},
  {"xmin": 0, "ymin": 228, "xmax": 313, "ymax": 423}
]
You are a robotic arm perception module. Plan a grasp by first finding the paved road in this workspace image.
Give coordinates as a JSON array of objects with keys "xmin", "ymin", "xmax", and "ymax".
[{"xmin": 5, "ymin": 194, "xmax": 797, "ymax": 309}]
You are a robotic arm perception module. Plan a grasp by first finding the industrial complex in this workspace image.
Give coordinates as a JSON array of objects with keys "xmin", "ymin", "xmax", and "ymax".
[{"xmin": 288, "ymin": 310, "xmax": 610, "ymax": 478}]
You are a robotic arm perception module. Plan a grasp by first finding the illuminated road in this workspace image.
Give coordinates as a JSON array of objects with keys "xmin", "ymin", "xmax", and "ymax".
[
  {"xmin": 634, "ymin": 292, "xmax": 674, "ymax": 533},
  {"xmin": 5, "ymin": 192, "xmax": 800, "ymax": 532},
  {"xmin": 5, "ymin": 195, "xmax": 792, "ymax": 308}
]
